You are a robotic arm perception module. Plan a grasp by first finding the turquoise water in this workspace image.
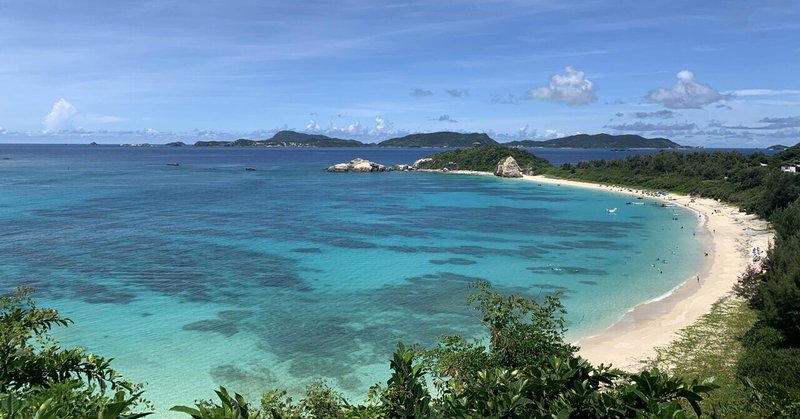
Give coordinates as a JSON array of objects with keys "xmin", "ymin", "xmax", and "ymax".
[{"xmin": 0, "ymin": 145, "xmax": 704, "ymax": 414}]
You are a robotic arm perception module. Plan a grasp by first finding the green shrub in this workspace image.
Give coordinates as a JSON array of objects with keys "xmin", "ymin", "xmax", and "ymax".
[{"xmin": 0, "ymin": 288, "xmax": 150, "ymax": 418}]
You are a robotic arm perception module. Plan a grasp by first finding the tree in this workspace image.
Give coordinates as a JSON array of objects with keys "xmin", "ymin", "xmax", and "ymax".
[{"xmin": 424, "ymin": 280, "xmax": 575, "ymax": 381}]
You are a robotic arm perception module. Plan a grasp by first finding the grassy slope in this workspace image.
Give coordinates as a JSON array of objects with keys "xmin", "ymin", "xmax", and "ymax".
[{"xmin": 645, "ymin": 298, "xmax": 762, "ymax": 417}]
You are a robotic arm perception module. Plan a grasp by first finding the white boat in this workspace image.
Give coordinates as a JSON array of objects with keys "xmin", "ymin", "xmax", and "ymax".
[{"xmin": 606, "ymin": 208, "xmax": 617, "ymax": 213}]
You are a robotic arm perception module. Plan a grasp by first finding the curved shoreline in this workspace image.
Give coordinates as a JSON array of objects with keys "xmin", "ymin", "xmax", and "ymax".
[{"xmin": 524, "ymin": 174, "xmax": 772, "ymax": 371}]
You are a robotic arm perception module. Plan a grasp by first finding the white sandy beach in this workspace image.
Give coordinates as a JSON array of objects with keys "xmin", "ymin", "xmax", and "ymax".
[{"xmin": 524, "ymin": 174, "xmax": 773, "ymax": 371}]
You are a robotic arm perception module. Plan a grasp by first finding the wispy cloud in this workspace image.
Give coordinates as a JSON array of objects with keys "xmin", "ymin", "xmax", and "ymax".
[
  {"xmin": 411, "ymin": 88, "xmax": 433, "ymax": 98},
  {"xmin": 728, "ymin": 89, "xmax": 800, "ymax": 97},
  {"xmin": 523, "ymin": 66, "xmax": 597, "ymax": 105},
  {"xmin": 430, "ymin": 114, "xmax": 458, "ymax": 123},
  {"xmin": 445, "ymin": 89, "xmax": 469, "ymax": 98},
  {"xmin": 632, "ymin": 110, "xmax": 677, "ymax": 119},
  {"xmin": 723, "ymin": 115, "xmax": 800, "ymax": 130},
  {"xmin": 607, "ymin": 121, "xmax": 697, "ymax": 131},
  {"xmin": 491, "ymin": 94, "xmax": 518, "ymax": 105},
  {"xmin": 83, "ymin": 114, "xmax": 127, "ymax": 124}
]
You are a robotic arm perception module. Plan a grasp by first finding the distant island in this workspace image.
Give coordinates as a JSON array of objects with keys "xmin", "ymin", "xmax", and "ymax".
[
  {"xmin": 377, "ymin": 131, "xmax": 497, "ymax": 147},
  {"xmin": 165, "ymin": 141, "xmax": 186, "ymax": 147},
  {"xmin": 504, "ymin": 133, "xmax": 682, "ymax": 149},
  {"xmin": 194, "ymin": 130, "xmax": 364, "ymax": 147},
  {"xmin": 768, "ymin": 144, "xmax": 789, "ymax": 151},
  {"xmin": 190, "ymin": 130, "xmax": 686, "ymax": 149}
]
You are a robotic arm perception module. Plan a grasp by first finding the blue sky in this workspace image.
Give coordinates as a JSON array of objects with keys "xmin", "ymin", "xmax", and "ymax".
[{"xmin": 1, "ymin": 0, "xmax": 799, "ymax": 146}]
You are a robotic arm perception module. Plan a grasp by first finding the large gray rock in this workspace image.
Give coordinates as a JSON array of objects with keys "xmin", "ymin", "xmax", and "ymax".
[
  {"xmin": 326, "ymin": 163, "xmax": 349, "ymax": 172},
  {"xmin": 326, "ymin": 158, "xmax": 386, "ymax": 172},
  {"xmin": 494, "ymin": 156, "xmax": 523, "ymax": 178},
  {"xmin": 351, "ymin": 161, "xmax": 374, "ymax": 172},
  {"xmin": 412, "ymin": 158, "xmax": 432, "ymax": 169}
]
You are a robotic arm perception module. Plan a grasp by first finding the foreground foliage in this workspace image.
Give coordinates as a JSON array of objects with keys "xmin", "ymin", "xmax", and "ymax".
[
  {"xmin": 0, "ymin": 288, "xmax": 150, "ymax": 418},
  {"xmin": 174, "ymin": 281, "xmax": 716, "ymax": 418}
]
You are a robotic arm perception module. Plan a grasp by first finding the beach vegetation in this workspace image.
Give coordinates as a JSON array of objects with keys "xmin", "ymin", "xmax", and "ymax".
[{"xmin": 543, "ymin": 147, "xmax": 800, "ymax": 218}]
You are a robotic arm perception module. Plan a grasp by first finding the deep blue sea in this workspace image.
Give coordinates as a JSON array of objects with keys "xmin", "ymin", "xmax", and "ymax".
[{"xmin": 1, "ymin": 144, "xmax": 761, "ymax": 415}]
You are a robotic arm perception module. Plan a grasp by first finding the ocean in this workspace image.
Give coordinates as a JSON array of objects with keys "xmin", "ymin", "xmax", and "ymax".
[{"xmin": 0, "ymin": 144, "xmax": 731, "ymax": 414}]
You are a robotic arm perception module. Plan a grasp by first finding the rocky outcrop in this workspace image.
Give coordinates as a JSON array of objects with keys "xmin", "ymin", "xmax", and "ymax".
[
  {"xmin": 389, "ymin": 164, "xmax": 412, "ymax": 171},
  {"xmin": 326, "ymin": 158, "xmax": 389, "ymax": 173},
  {"xmin": 494, "ymin": 156, "xmax": 523, "ymax": 178},
  {"xmin": 327, "ymin": 163, "xmax": 349, "ymax": 172},
  {"xmin": 412, "ymin": 158, "xmax": 432, "ymax": 169}
]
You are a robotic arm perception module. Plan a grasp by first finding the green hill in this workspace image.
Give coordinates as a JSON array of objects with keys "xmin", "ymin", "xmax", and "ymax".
[
  {"xmin": 379, "ymin": 132, "xmax": 498, "ymax": 147},
  {"xmin": 193, "ymin": 140, "xmax": 230, "ymax": 147},
  {"xmin": 767, "ymin": 144, "xmax": 790, "ymax": 151},
  {"xmin": 193, "ymin": 131, "xmax": 365, "ymax": 147},
  {"xmin": 773, "ymin": 143, "xmax": 800, "ymax": 165},
  {"xmin": 504, "ymin": 133, "xmax": 682, "ymax": 149},
  {"xmin": 415, "ymin": 145, "xmax": 550, "ymax": 174},
  {"xmin": 264, "ymin": 130, "xmax": 365, "ymax": 147}
]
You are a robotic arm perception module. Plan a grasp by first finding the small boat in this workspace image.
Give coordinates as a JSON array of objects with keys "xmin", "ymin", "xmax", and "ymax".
[
  {"xmin": 606, "ymin": 208, "xmax": 617, "ymax": 213},
  {"xmin": 166, "ymin": 163, "xmax": 180, "ymax": 167},
  {"xmin": 626, "ymin": 202, "xmax": 645, "ymax": 206}
]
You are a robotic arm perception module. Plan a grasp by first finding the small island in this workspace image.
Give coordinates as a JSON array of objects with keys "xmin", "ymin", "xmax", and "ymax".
[
  {"xmin": 377, "ymin": 131, "xmax": 497, "ymax": 147},
  {"xmin": 189, "ymin": 131, "xmax": 689, "ymax": 149},
  {"xmin": 194, "ymin": 130, "xmax": 365, "ymax": 147},
  {"xmin": 504, "ymin": 133, "xmax": 682, "ymax": 149},
  {"xmin": 768, "ymin": 144, "xmax": 789, "ymax": 151}
]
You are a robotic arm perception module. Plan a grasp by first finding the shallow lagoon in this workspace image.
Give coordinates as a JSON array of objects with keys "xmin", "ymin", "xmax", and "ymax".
[{"xmin": 0, "ymin": 145, "xmax": 704, "ymax": 414}]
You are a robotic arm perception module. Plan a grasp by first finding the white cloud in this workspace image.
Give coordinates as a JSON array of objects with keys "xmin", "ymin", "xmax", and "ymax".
[
  {"xmin": 345, "ymin": 121, "xmax": 361, "ymax": 134},
  {"xmin": 647, "ymin": 70, "xmax": 729, "ymax": 109},
  {"xmin": 369, "ymin": 116, "xmax": 392, "ymax": 135},
  {"xmin": 524, "ymin": 66, "xmax": 597, "ymax": 105},
  {"xmin": 305, "ymin": 119, "xmax": 320, "ymax": 131},
  {"xmin": 42, "ymin": 98, "xmax": 77, "ymax": 133}
]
